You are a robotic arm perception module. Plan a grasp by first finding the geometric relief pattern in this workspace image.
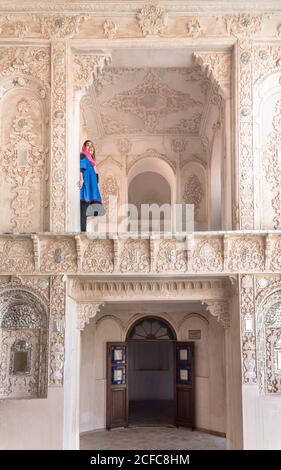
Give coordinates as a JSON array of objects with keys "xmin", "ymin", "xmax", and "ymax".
[{"xmin": 82, "ymin": 240, "xmax": 114, "ymax": 273}]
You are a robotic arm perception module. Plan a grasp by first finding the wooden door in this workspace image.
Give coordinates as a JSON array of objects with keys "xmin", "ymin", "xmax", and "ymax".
[
  {"xmin": 106, "ymin": 342, "xmax": 128, "ymax": 430},
  {"xmin": 174, "ymin": 342, "xmax": 195, "ymax": 428}
]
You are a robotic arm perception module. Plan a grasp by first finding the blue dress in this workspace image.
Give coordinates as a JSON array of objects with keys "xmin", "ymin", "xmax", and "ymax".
[{"xmin": 80, "ymin": 154, "xmax": 102, "ymax": 203}]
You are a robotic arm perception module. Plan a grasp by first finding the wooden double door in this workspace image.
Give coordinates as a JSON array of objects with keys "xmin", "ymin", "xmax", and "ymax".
[{"xmin": 106, "ymin": 341, "xmax": 194, "ymax": 430}]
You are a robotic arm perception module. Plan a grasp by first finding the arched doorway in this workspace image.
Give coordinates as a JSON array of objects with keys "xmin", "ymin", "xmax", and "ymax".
[
  {"xmin": 106, "ymin": 316, "xmax": 195, "ymax": 430},
  {"xmin": 127, "ymin": 317, "xmax": 176, "ymax": 427}
]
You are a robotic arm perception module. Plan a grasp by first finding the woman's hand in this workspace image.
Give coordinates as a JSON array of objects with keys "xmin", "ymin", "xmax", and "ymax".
[{"xmin": 77, "ymin": 175, "xmax": 83, "ymax": 189}]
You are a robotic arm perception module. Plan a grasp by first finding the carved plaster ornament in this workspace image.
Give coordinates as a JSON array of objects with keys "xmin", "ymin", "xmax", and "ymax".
[
  {"xmin": 77, "ymin": 302, "xmax": 104, "ymax": 330},
  {"xmin": 103, "ymin": 19, "xmax": 118, "ymax": 39},
  {"xmin": 137, "ymin": 4, "xmax": 168, "ymax": 37},
  {"xmin": 202, "ymin": 300, "xmax": 230, "ymax": 328}
]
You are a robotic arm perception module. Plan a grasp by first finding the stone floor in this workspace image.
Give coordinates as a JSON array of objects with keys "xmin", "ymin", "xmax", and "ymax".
[
  {"xmin": 129, "ymin": 400, "xmax": 174, "ymax": 426},
  {"xmin": 80, "ymin": 427, "xmax": 226, "ymax": 450}
]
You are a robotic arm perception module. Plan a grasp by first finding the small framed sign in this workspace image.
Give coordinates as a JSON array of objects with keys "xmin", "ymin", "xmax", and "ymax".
[{"xmin": 188, "ymin": 330, "xmax": 201, "ymax": 340}]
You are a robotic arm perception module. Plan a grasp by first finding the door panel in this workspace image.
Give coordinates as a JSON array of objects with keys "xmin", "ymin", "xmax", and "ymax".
[
  {"xmin": 106, "ymin": 342, "xmax": 128, "ymax": 429},
  {"xmin": 174, "ymin": 342, "xmax": 194, "ymax": 428}
]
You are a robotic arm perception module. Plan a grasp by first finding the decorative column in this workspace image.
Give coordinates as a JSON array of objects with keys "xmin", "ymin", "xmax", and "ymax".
[
  {"xmin": 240, "ymin": 274, "xmax": 257, "ymax": 384},
  {"xmin": 50, "ymin": 41, "xmax": 67, "ymax": 232},
  {"xmin": 49, "ymin": 275, "xmax": 66, "ymax": 386},
  {"xmin": 238, "ymin": 40, "xmax": 254, "ymax": 229}
]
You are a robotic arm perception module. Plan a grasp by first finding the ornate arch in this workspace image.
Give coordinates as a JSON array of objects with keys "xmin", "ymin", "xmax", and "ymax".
[
  {"xmin": 257, "ymin": 289, "xmax": 281, "ymax": 394},
  {"xmin": 0, "ymin": 283, "xmax": 49, "ymax": 399},
  {"xmin": 126, "ymin": 315, "xmax": 177, "ymax": 341}
]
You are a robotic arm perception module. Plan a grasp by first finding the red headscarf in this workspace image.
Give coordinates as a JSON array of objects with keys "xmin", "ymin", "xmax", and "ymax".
[{"xmin": 81, "ymin": 143, "xmax": 96, "ymax": 168}]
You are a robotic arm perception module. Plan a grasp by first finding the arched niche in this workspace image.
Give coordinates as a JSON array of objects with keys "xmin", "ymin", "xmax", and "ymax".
[
  {"xmin": 128, "ymin": 156, "xmax": 175, "ymax": 232},
  {"xmin": 180, "ymin": 161, "xmax": 207, "ymax": 230},
  {"xmin": 254, "ymin": 71, "xmax": 281, "ymax": 229},
  {"xmin": 257, "ymin": 290, "xmax": 281, "ymax": 394},
  {"xmin": 0, "ymin": 81, "xmax": 49, "ymax": 232},
  {"xmin": 0, "ymin": 289, "xmax": 48, "ymax": 399}
]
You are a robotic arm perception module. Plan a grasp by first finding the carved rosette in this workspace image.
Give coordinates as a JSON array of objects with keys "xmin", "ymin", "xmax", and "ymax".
[
  {"xmin": 103, "ymin": 19, "xmax": 118, "ymax": 39},
  {"xmin": 192, "ymin": 240, "xmax": 223, "ymax": 272},
  {"xmin": 119, "ymin": 240, "xmax": 150, "ymax": 273},
  {"xmin": 77, "ymin": 302, "xmax": 104, "ymax": 330},
  {"xmin": 82, "ymin": 240, "xmax": 114, "ymax": 273},
  {"xmin": 240, "ymin": 275, "xmax": 257, "ymax": 384},
  {"xmin": 254, "ymin": 45, "xmax": 281, "ymax": 84},
  {"xmin": 73, "ymin": 53, "xmax": 112, "ymax": 94},
  {"xmin": 156, "ymin": 240, "xmax": 187, "ymax": 273},
  {"xmin": 228, "ymin": 239, "xmax": 264, "ymax": 271},
  {"xmin": 202, "ymin": 300, "xmax": 230, "ymax": 328},
  {"xmin": 239, "ymin": 40, "xmax": 254, "ymax": 229},
  {"xmin": 40, "ymin": 240, "xmax": 77, "ymax": 273},
  {"xmin": 137, "ymin": 4, "xmax": 168, "ymax": 37},
  {"xmin": 186, "ymin": 18, "xmax": 201, "ymax": 39},
  {"xmin": 225, "ymin": 14, "xmax": 264, "ymax": 37},
  {"xmin": 49, "ymin": 275, "xmax": 65, "ymax": 386},
  {"xmin": 50, "ymin": 42, "xmax": 67, "ymax": 232}
]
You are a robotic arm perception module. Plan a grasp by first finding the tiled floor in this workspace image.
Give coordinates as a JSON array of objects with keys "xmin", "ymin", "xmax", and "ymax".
[{"xmin": 80, "ymin": 427, "xmax": 226, "ymax": 450}]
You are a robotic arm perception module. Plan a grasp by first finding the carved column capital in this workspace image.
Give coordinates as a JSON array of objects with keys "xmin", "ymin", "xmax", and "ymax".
[
  {"xmin": 73, "ymin": 53, "xmax": 112, "ymax": 94},
  {"xmin": 77, "ymin": 302, "xmax": 104, "ymax": 330},
  {"xmin": 201, "ymin": 299, "xmax": 230, "ymax": 328}
]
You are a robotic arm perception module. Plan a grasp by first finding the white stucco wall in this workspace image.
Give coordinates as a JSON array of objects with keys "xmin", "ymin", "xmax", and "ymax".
[
  {"xmin": 242, "ymin": 385, "xmax": 281, "ymax": 450},
  {"xmin": 0, "ymin": 388, "xmax": 64, "ymax": 450}
]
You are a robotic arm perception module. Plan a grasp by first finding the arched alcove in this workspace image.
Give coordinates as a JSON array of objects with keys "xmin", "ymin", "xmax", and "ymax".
[
  {"xmin": 128, "ymin": 170, "xmax": 172, "ymax": 232},
  {"xmin": 0, "ymin": 289, "xmax": 48, "ymax": 399},
  {"xmin": 257, "ymin": 290, "xmax": 281, "ymax": 394},
  {"xmin": 0, "ymin": 79, "xmax": 49, "ymax": 232}
]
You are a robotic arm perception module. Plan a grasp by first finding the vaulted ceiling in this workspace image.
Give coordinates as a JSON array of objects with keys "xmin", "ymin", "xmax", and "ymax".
[{"xmin": 81, "ymin": 65, "xmax": 211, "ymax": 139}]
